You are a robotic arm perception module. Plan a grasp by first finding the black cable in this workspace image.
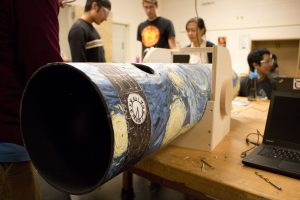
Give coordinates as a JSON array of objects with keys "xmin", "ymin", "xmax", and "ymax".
[
  {"xmin": 195, "ymin": 0, "xmax": 199, "ymax": 19},
  {"xmin": 240, "ymin": 146, "xmax": 256, "ymax": 158},
  {"xmin": 245, "ymin": 131, "xmax": 262, "ymax": 146},
  {"xmin": 240, "ymin": 129, "xmax": 263, "ymax": 158},
  {"xmin": 194, "ymin": 0, "xmax": 201, "ymax": 47}
]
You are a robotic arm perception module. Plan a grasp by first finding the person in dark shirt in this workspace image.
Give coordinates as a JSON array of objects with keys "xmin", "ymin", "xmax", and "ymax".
[
  {"xmin": 269, "ymin": 53, "xmax": 279, "ymax": 78},
  {"xmin": 0, "ymin": 0, "xmax": 63, "ymax": 199},
  {"xmin": 68, "ymin": 0, "xmax": 111, "ymax": 62},
  {"xmin": 137, "ymin": 0, "xmax": 176, "ymax": 58},
  {"xmin": 239, "ymin": 48, "xmax": 276, "ymax": 99},
  {"xmin": 185, "ymin": 17, "xmax": 214, "ymax": 64}
]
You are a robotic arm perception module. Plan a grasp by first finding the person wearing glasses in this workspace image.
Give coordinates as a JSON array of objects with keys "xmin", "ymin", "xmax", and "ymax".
[
  {"xmin": 269, "ymin": 53, "xmax": 279, "ymax": 78},
  {"xmin": 137, "ymin": 0, "xmax": 176, "ymax": 59},
  {"xmin": 239, "ymin": 48, "xmax": 276, "ymax": 99},
  {"xmin": 68, "ymin": 0, "xmax": 111, "ymax": 62}
]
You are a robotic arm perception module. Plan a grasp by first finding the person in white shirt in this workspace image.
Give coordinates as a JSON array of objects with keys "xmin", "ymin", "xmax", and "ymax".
[{"xmin": 185, "ymin": 17, "xmax": 214, "ymax": 64}]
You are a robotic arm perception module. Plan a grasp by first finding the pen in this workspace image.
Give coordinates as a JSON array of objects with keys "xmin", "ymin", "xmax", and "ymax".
[
  {"xmin": 200, "ymin": 159, "xmax": 215, "ymax": 169},
  {"xmin": 255, "ymin": 172, "xmax": 282, "ymax": 191},
  {"xmin": 201, "ymin": 162, "xmax": 205, "ymax": 172}
]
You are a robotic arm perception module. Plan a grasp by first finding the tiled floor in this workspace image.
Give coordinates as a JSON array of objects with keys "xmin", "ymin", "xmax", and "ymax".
[{"xmin": 40, "ymin": 173, "xmax": 188, "ymax": 200}]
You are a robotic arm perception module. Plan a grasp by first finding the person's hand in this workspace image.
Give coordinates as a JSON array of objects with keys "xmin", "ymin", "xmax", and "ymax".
[
  {"xmin": 59, "ymin": 0, "xmax": 76, "ymax": 8},
  {"xmin": 60, "ymin": 51, "xmax": 70, "ymax": 62}
]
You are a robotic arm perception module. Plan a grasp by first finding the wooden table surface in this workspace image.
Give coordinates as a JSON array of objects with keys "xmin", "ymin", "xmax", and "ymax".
[{"xmin": 129, "ymin": 98, "xmax": 300, "ymax": 200}]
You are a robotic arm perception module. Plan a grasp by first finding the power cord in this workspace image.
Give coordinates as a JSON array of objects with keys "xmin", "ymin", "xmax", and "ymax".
[
  {"xmin": 240, "ymin": 129, "xmax": 263, "ymax": 158},
  {"xmin": 194, "ymin": 0, "xmax": 199, "ymax": 19},
  {"xmin": 194, "ymin": 0, "xmax": 201, "ymax": 47}
]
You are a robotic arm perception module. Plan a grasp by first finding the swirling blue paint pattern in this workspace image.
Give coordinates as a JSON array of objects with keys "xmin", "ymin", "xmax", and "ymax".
[{"xmin": 71, "ymin": 63, "xmax": 212, "ymax": 181}]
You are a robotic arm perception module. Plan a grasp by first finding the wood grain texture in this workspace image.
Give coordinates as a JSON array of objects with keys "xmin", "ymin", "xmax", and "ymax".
[{"xmin": 132, "ymin": 98, "xmax": 300, "ymax": 200}]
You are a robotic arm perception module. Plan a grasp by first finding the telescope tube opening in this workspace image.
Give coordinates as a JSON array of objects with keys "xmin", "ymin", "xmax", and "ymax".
[{"xmin": 21, "ymin": 64, "xmax": 113, "ymax": 194}]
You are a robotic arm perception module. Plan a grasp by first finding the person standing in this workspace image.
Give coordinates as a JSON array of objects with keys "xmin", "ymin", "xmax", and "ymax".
[
  {"xmin": 137, "ymin": 0, "xmax": 176, "ymax": 58},
  {"xmin": 0, "ymin": 0, "xmax": 63, "ymax": 199},
  {"xmin": 185, "ymin": 17, "xmax": 214, "ymax": 64},
  {"xmin": 68, "ymin": 0, "xmax": 111, "ymax": 62}
]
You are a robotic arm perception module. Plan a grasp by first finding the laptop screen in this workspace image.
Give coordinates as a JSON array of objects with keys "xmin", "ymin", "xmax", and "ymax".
[
  {"xmin": 264, "ymin": 91, "xmax": 300, "ymax": 149},
  {"xmin": 274, "ymin": 77, "xmax": 300, "ymax": 92},
  {"xmin": 173, "ymin": 54, "xmax": 190, "ymax": 63}
]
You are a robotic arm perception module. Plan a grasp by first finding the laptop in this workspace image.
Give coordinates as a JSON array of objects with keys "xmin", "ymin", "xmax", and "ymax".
[
  {"xmin": 173, "ymin": 54, "xmax": 190, "ymax": 63},
  {"xmin": 242, "ymin": 90, "xmax": 300, "ymax": 179},
  {"xmin": 274, "ymin": 77, "xmax": 300, "ymax": 93}
]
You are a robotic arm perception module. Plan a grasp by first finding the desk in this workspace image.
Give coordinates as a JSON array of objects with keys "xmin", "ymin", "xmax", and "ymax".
[{"xmin": 123, "ymin": 98, "xmax": 300, "ymax": 200}]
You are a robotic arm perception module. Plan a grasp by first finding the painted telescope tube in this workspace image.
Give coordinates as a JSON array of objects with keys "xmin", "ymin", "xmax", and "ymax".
[{"xmin": 20, "ymin": 62, "xmax": 212, "ymax": 194}]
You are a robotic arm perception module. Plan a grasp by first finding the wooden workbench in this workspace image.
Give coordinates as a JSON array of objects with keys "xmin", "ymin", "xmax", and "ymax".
[{"xmin": 123, "ymin": 98, "xmax": 300, "ymax": 200}]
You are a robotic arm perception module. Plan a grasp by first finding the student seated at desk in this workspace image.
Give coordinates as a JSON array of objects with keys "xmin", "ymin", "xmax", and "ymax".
[
  {"xmin": 269, "ymin": 53, "xmax": 279, "ymax": 78},
  {"xmin": 239, "ymin": 48, "xmax": 276, "ymax": 99}
]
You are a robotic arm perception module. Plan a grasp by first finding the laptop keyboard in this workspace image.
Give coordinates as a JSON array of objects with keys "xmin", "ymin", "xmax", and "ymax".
[{"xmin": 259, "ymin": 147, "xmax": 300, "ymax": 163}]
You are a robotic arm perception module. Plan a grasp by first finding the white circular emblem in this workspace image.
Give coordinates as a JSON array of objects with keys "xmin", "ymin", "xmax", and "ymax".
[{"xmin": 128, "ymin": 93, "xmax": 147, "ymax": 124}]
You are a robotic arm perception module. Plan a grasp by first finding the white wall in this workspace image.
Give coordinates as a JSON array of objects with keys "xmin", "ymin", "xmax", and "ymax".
[
  {"xmin": 58, "ymin": 7, "xmax": 74, "ymax": 60},
  {"xmin": 110, "ymin": 0, "xmax": 147, "ymax": 62},
  {"xmin": 160, "ymin": 0, "xmax": 300, "ymax": 74}
]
